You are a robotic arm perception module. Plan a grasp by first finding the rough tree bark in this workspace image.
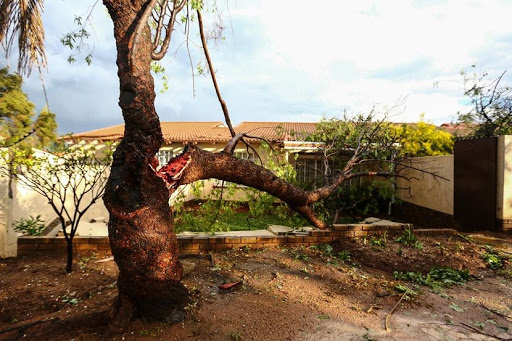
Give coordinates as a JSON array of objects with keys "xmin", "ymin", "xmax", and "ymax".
[{"xmin": 102, "ymin": 1, "xmax": 188, "ymax": 325}]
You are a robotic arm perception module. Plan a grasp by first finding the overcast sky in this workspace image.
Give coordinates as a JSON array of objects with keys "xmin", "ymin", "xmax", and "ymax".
[{"xmin": 4, "ymin": 0, "xmax": 512, "ymax": 134}]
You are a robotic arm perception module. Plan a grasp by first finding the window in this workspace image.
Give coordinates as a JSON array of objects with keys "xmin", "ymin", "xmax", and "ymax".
[
  {"xmin": 234, "ymin": 151, "xmax": 257, "ymax": 163},
  {"xmin": 156, "ymin": 150, "xmax": 173, "ymax": 167},
  {"xmin": 296, "ymin": 156, "xmax": 362, "ymax": 188},
  {"xmin": 295, "ymin": 158, "xmax": 325, "ymax": 185}
]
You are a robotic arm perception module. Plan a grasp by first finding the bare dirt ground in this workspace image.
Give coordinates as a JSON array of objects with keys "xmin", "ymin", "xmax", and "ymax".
[{"xmin": 1, "ymin": 233, "xmax": 512, "ymax": 341}]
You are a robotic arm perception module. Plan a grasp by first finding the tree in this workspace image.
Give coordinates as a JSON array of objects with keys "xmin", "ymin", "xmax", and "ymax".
[
  {"xmin": 393, "ymin": 119, "xmax": 453, "ymax": 157},
  {"xmin": 1, "ymin": 0, "xmax": 442, "ymax": 325},
  {"xmin": 0, "ymin": 143, "xmax": 111, "ymax": 273},
  {"xmin": 459, "ymin": 66, "xmax": 512, "ymax": 137},
  {"xmin": 0, "ymin": 67, "xmax": 57, "ymax": 198}
]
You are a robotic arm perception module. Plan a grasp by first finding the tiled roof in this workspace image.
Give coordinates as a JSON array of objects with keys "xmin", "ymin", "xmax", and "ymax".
[
  {"xmin": 69, "ymin": 122, "xmax": 232, "ymax": 143},
  {"xmin": 439, "ymin": 123, "xmax": 476, "ymax": 136},
  {"xmin": 69, "ymin": 124, "xmax": 125, "ymax": 141},
  {"xmin": 69, "ymin": 121, "xmax": 318, "ymax": 143},
  {"xmin": 161, "ymin": 122, "xmax": 231, "ymax": 143},
  {"xmin": 234, "ymin": 122, "xmax": 317, "ymax": 142}
]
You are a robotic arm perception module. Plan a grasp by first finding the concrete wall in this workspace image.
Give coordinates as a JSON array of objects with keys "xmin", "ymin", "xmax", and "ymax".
[
  {"xmin": 497, "ymin": 135, "xmax": 512, "ymax": 229},
  {"xmin": 397, "ymin": 155, "xmax": 454, "ymax": 215}
]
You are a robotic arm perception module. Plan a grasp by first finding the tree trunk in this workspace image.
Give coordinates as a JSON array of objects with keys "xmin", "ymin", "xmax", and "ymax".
[
  {"xmin": 66, "ymin": 241, "xmax": 73, "ymax": 273},
  {"xmin": 102, "ymin": 1, "xmax": 188, "ymax": 324}
]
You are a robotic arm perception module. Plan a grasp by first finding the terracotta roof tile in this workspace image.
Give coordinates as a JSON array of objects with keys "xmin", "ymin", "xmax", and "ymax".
[
  {"xmin": 439, "ymin": 123, "xmax": 476, "ymax": 136},
  {"xmin": 234, "ymin": 122, "xmax": 317, "ymax": 141},
  {"xmin": 69, "ymin": 121, "xmax": 318, "ymax": 143},
  {"xmin": 70, "ymin": 122, "xmax": 232, "ymax": 143}
]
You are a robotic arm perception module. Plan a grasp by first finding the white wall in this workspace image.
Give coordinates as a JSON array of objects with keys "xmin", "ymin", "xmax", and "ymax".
[
  {"xmin": 397, "ymin": 155, "xmax": 454, "ymax": 215},
  {"xmin": 497, "ymin": 135, "xmax": 512, "ymax": 221}
]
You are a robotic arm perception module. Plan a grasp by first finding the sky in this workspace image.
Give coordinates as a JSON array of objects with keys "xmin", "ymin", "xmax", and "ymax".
[{"xmin": 4, "ymin": 0, "xmax": 512, "ymax": 134}]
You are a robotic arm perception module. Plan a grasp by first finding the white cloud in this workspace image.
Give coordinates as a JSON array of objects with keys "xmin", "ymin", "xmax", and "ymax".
[{"xmin": 5, "ymin": 0, "xmax": 512, "ymax": 133}]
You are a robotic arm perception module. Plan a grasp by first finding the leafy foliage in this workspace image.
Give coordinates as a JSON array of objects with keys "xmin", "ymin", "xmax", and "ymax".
[
  {"xmin": 60, "ymin": 15, "xmax": 94, "ymax": 66},
  {"xmin": 12, "ymin": 215, "xmax": 45, "ymax": 236},
  {"xmin": 394, "ymin": 228, "xmax": 423, "ymax": 250},
  {"xmin": 459, "ymin": 66, "xmax": 512, "ymax": 137},
  {"xmin": 304, "ymin": 113, "xmax": 452, "ymax": 222},
  {"xmin": 0, "ymin": 0, "xmax": 46, "ymax": 74},
  {"xmin": 392, "ymin": 118, "xmax": 453, "ymax": 157},
  {"xmin": 0, "ymin": 67, "xmax": 57, "ymax": 150},
  {"xmin": 370, "ymin": 232, "xmax": 387, "ymax": 247},
  {"xmin": 481, "ymin": 246, "xmax": 503, "ymax": 270},
  {"xmin": 393, "ymin": 267, "xmax": 470, "ymax": 291}
]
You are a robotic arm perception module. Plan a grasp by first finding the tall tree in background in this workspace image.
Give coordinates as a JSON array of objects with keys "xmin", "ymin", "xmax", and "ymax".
[
  {"xmin": 0, "ymin": 67, "xmax": 57, "ymax": 149},
  {"xmin": 460, "ymin": 66, "xmax": 512, "ymax": 137},
  {"xmin": 0, "ymin": 67, "xmax": 57, "ymax": 198},
  {"xmin": 1, "ymin": 0, "xmax": 439, "ymax": 325}
]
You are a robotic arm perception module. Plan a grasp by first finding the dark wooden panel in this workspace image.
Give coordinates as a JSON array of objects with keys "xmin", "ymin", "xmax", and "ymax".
[{"xmin": 454, "ymin": 137, "xmax": 497, "ymax": 230}]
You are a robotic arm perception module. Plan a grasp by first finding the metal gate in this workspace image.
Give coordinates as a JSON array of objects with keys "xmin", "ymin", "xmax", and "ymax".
[{"xmin": 454, "ymin": 137, "xmax": 497, "ymax": 231}]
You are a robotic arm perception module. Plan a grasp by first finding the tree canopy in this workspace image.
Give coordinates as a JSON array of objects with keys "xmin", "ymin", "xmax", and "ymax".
[
  {"xmin": 459, "ymin": 67, "xmax": 512, "ymax": 137},
  {"xmin": 0, "ymin": 67, "xmax": 57, "ymax": 150}
]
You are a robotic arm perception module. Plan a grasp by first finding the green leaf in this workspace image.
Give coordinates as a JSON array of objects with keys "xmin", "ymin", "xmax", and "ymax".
[{"xmin": 449, "ymin": 302, "xmax": 464, "ymax": 312}]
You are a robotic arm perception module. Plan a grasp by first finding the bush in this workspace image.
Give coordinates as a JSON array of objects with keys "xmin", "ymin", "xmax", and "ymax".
[
  {"xmin": 13, "ymin": 215, "xmax": 45, "ymax": 236},
  {"xmin": 482, "ymin": 246, "xmax": 503, "ymax": 270}
]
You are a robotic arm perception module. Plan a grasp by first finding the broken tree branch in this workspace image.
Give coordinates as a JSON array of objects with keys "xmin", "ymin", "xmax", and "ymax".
[
  {"xmin": 197, "ymin": 9, "xmax": 235, "ymax": 138},
  {"xmin": 385, "ymin": 291, "xmax": 407, "ymax": 332}
]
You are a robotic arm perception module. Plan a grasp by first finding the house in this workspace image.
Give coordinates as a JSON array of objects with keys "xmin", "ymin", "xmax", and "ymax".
[{"xmin": 68, "ymin": 121, "xmax": 324, "ymax": 200}]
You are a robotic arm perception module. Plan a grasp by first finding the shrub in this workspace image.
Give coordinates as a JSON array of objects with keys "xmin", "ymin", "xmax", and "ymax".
[{"xmin": 13, "ymin": 215, "xmax": 45, "ymax": 236}]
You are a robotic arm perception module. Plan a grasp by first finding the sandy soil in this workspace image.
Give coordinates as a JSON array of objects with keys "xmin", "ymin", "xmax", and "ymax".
[{"xmin": 1, "ymin": 233, "xmax": 512, "ymax": 341}]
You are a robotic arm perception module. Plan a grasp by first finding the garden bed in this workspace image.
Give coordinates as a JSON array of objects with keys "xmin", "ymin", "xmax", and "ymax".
[{"xmin": 2, "ymin": 232, "xmax": 512, "ymax": 340}]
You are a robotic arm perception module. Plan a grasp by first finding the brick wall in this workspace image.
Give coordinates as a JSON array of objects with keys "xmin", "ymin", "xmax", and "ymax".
[{"xmin": 17, "ymin": 222, "xmax": 422, "ymax": 256}]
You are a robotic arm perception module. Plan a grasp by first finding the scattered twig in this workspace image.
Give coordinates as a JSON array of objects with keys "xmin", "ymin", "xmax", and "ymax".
[
  {"xmin": 0, "ymin": 317, "xmax": 59, "ymax": 336},
  {"xmin": 459, "ymin": 322, "xmax": 511, "ymax": 340},
  {"xmin": 425, "ymin": 322, "xmax": 511, "ymax": 340},
  {"xmin": 480, "ymin": 303, "xmax": 512, "ymax": 322},
  {"xmin": 95, "ymin": 256, "xmax": 114, "ymax": 263},
  {"xmin": 385, "ymin": 291, "xmax": 407, "ymax": 331},
  {"xmin": 457, "ymin": 233, "xmax": 475, "ymax": 244},
  {"xmin": 367, "ymin": 304, "xmax": 383, "ymax": 314}
]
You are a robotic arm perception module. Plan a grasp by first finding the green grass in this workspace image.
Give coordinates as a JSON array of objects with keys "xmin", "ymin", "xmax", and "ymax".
[{"xmin": 174, "ymin": 210, "xmax": 307, "ymax": 233}]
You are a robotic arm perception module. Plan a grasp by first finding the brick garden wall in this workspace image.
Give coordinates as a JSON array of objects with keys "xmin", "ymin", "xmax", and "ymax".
[{"xmin": 16, "ymin": 222, "xmax": 457, "ymax": 256}]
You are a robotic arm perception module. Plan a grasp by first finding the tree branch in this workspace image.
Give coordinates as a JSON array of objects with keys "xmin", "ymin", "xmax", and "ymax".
[{"xmin": 197, "ymin": 9, "xmax": 236, "ymax": 138}]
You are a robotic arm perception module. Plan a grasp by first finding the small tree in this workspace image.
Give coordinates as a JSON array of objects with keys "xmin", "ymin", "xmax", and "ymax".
[
  {"xmin": 459, "ymin": 66, "xmax": 512, "ymax": 137},
  {"xmin": 1, "ymin": 143, "xmax": 112, "ymax": 272}
]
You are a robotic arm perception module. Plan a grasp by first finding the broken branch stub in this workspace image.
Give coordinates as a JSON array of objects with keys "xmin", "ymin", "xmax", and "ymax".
[{"xmin": 151, "ymin": 150, "xmax": 192, "ymax": 192}]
